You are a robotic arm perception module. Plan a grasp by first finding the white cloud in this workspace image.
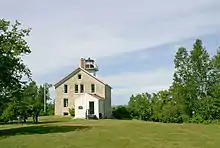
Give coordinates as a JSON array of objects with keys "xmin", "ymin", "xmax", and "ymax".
[
  {"xmin": 99, "ymin": 68, "xmax": 174, "ymax": 96},
  {"xmin": 1, "ymin": 0, "xmax": 219, "ymax": 77},
  {"xmin": 0, "ymin": 0, "xmax": 219, "ymax": 80}
]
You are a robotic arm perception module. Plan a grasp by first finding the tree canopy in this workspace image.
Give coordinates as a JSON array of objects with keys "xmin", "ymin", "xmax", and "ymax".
[
  {"xmin": 0, "ymin": 19, "xmax": 54, "ymax": 123},
  {"xmin": 113, "ymin": 39, "xmax": 220, "ymax": 124}
]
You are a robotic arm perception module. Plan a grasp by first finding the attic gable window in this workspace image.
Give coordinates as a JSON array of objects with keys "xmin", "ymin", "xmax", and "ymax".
[
  {"xmin": 64, "ymin": 84, "xmax": 68, "ymax": 93},
  {"xmin": 78, "ymin": 74, "xmax": 81, "ymax": 79}
]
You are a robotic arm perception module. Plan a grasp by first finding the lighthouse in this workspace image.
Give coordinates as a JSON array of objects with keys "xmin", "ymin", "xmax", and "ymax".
[{"xmin": 79, "ymin": 57, "xmax": 99, "ymax": 77}]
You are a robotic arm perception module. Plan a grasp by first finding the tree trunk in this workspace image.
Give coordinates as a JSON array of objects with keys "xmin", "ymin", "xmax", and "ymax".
[
  {"xmin": 32, "ymin": 112, "xmax": 39, "ymax": 123},
  {"xmin": 35, "ymin": 113, "xmax": 39, "ymax": 123},
  {"xmin": 33, "ymin": 115, "xmax": 36, "ymax": 123},
  {"xmin": 23, "ymin": 115, "xmax": 27, "ymax": 123},
  {"xmin": 35, "ymin": 115, "xmax": 38, "ymax": 123}
]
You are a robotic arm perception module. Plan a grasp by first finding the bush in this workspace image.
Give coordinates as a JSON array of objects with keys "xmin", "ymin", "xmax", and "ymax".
[
  {"xmin": 39, "ymin": 111, "xmax": 47, "ymax": 116},
  {"xmin": 161, "ymin": 103, "xmax": 183, "ymax": 123},
  {"xmin": 189, "ymin": 116, "xmax": 204, "ymax": 124},
  {"xmin": 68, "ymin": 107, "xmax": 75, "ymax": 117},
  {"xmin": 180, "ymin": 114, "xmax": 190, "ymax": 123},
  {"xmin": 1, "ymin": 103, "xmax": 17, "ymax": 123},
  {"xmin": 211, "ymin": 119, "xmax": 220, "ymax": 124},
  {"xmin": 203, "ymin": 120, "xmax": 212, "ymax": 125},
  {"xmin": 202, "ymin": 119, "xmax": 220, "ymax": 125},
  {"xmin": 112, "ymin": 105, "xmax": 131, "ymax": 119}
]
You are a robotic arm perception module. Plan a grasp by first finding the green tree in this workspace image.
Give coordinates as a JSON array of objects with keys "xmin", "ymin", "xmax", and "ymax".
[
  {"xmin": 171, "ymin": 39, "xmax": 211, "ymax": 119},
  {"xmin": 128, "ymin": 93, "xmax": 151, "ymax": 120},
  {"xmin": 188, "ymin": 39, "xmax": 211, "ymax": 116},
  {"xmin": 171, "ymin": 46, "xmax": 192, "ymax": 117},
  {"xmin": 126, "ymin": 39, "xmax": 220, "ymax": 124},
  {"xmin": 150, "ymin": 93, "xmax": 163, "ymax": 122},
  {"xmin": 45, "ymin": 102, "xmax": 55, "ymax": 116},
  {"xmin": 1, "ymin": 102, "xmax": 17, "ymax": 123},
  {"xmin": 21, "ymin": 81, "xmax": 52, "ymax": 123},
  {"xmin": 0, "ymin": 19, "xmax": 32, "ymax": 118},
  {"xmin": 200, "ymin": 48, "xmax": 220, "ymax": 120}
]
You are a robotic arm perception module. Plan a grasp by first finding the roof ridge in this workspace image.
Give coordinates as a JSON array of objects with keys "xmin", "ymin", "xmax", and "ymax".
[{"xmin": 54, "ymin": 66, "xmax": 112, "ymax": 89}]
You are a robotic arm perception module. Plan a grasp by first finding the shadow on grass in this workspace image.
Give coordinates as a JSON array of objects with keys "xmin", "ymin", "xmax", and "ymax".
[
  {"xmin": 0, "ymin": 125, "xmax": 91, "ymax": 139},
  {"xmin": 0, "ymin": 119, "xmax": 68, "ymax": 125},
  {"xmin": 25, "ymin": 120, "xmax": 67, "ymax": 124}
]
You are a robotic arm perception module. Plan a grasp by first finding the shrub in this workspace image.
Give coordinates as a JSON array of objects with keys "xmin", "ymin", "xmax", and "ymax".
[
  {"xmin": 68, "ymin": 108, "xmax": 75, "ymax": 117},
  {"xmin": 211, "ymin": 119, "xmax": 220, "ymax": 124},
  {"xmin": 202, "ymin": 119, "xmax": 220, "ymax": 125},
  {"xmin": 189, "ymin": 116, "xmax": 204, "ymax": 124},
  {"xmin": 161, "ymin": 103, "xmax": 182, "ymax": 123},
  {"xmin": 180, "ymin": 114, "xmax": 190, "ymax": 123},
  {"xmin": 112, "ymin": 105, "xmax": 131, "ymax": 119}
]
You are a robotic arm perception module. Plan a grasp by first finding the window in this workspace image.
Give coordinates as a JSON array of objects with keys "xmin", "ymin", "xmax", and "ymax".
[
  {"xmin": 80, "ymin": 84, "xmax": 84, "ymax": 93},
  {"xmin": 63, "ymin": 98, "xmax": 68, "ymax": 107},
  {"xmin": 64, "ymin": 84, "xmax": 68, "ymax": 93},
  {"xmin": 63, "ymin": 112, "xmax": 68, "ymax": 116},
  {"xmin": 75, "ymin": 84, "xmax": 78, "ymax": 93},
  {"xmin": 85, "ymin": 64, "xmax": 89, "ymax": 68},
  {"xmin": 78, "ymin": 74, "xmax": 81, "ymax": 79},
  {"xmin": 78, "ymin": 106, "xmax": 83, "ymax": 109},
  {"xmin": 91, "ymin": 84, "xmax": 95, "ymax": 93}
]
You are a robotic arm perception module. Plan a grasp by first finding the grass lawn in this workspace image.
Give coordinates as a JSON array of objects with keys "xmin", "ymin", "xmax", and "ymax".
[{"xmin": 0, "ymin": 116, "xmax": 220, "ymax": 148}]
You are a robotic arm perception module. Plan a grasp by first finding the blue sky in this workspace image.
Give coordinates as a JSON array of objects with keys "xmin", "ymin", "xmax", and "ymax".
[{"xmin": 1, "ymin": 0, "xmax": 220, "ymax": 105}]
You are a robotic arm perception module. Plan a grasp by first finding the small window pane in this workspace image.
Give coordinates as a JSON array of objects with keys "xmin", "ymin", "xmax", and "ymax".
[{"xmin": 78, "ymin": 74, "xmax": 81, "ymax": 79}]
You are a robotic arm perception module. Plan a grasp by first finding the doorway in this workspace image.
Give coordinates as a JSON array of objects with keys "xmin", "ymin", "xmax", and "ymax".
[{"xmin": 89, "ymin": 101, "xmax": 94, "ymax": 114}]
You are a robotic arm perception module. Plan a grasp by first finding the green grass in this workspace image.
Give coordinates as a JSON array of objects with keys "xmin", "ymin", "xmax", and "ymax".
[{"xmin": 1, "ymin": 116, "xmax": 220, "ymax": 148}]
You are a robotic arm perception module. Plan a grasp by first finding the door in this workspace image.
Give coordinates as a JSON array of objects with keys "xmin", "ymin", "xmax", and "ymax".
[{"xmin": 89, "ymin": 101, "xmax": 94, "ymax": 115}]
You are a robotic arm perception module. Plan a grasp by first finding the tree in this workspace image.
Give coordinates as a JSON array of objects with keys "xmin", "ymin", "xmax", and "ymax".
[
  {"xmin": 189, "ymin": 40, "xmax": 211, "ymax": 115},
  {"xmin": 125, "ymin": 39, "xmax": 220, "ymax": 124},
  {"xmin": 0, "ymin": 19, "xmax": 32, "ymax": 118},
  {"xmin": 150, "ymin": 93, "xmax": 163, "ymax": 122},
  {"xmin": 128, "ymin": 93, "xmax": 151, "ymax": 120},
  {"xmin": 171, "ymin": 39, "xmax": 212, "ymax": 119},
  {"xmin": 1, "ymin": 102, "xmax": 17, "ymax": 123},
  {"xmin": 45, "ymin": 102, "xmax": 55, "ymax": 116},
  {"xmin": 201, "ymin": 48, "xmax": 220, "ymax": 120},
  {"xmin": 171, "ymin": 46, "xmax": 192, "ymax": 117}
]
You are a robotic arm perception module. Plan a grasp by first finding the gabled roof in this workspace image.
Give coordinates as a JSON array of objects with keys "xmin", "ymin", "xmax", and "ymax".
[{"xmin": 54, "ymin": 67, "xmax": 112, "ymax": 89}]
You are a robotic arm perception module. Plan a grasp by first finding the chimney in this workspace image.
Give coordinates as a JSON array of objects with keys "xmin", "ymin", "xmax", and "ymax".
[{"xmin": 80, "ymin": 58, "xmax": 85, "ymax": 69}]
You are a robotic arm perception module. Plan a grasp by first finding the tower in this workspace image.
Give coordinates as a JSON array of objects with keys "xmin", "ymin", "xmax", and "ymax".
[{"xmin": 79, "ymin": 57, "xmax": 99, "ymax": 76}]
